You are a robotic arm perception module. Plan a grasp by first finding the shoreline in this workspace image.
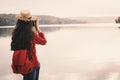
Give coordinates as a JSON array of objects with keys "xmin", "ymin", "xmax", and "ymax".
[{"xmin": 0, "ymin": 23, "xmax": 120, "ymax": 28}]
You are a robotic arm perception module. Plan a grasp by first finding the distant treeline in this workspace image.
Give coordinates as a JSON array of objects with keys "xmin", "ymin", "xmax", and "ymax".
[
  {"xmin": 115, "ymin": 17, "xmax": 120, "ymax": 23},
  {"xmin": 0, "ymin": 14, "xmax": 86, "ymax": 26}
]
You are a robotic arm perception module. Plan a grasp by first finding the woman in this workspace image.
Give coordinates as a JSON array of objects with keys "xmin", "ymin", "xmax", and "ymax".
[{"xmin": 11, "ymin": 10, "xmax": 47, "ymax": 80}]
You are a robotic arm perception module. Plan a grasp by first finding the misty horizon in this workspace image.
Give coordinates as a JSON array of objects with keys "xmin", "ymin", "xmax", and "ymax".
[{"xmin": 0, "ymin": 0, "xmax": 120, "ymax": 17}]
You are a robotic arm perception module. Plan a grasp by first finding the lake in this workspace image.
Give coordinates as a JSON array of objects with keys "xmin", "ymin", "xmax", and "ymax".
[{"xmin": 1, "ymin": 24, "xmax": 120, "ymax": 80}]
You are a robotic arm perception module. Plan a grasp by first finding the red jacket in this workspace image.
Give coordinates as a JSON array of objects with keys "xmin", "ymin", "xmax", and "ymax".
[
  {"xmin": 11, "ymin": 32, "xmax": 47, "ymax": 74},
  {"xmin": 29, "ymin": 32, "xmax": 47, "ymax": 68}
]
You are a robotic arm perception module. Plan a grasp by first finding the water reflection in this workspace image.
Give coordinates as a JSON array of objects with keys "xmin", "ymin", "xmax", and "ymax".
[
  {"xmin": 0, "ymin": 28, "xmax": 13, "ymax": 37},
  {"xmin": 1, "ymin": 27, "xmax": 120, "ymax": 80},
  {"xmin": 0, "ymin": 27, "xmax": 61, "ymax": 37}
]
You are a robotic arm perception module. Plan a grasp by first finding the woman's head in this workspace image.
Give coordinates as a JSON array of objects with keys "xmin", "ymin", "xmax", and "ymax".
[{"xmin": 11, "ymin": 10, "xmax": 37, "ymax": 50}]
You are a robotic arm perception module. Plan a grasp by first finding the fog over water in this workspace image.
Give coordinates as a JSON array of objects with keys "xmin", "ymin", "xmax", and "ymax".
[{"xmin": 1, "ymin": 25, "xmax": 120, "ymax": 80}]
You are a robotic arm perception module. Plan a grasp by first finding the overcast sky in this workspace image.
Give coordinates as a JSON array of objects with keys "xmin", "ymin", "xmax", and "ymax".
[{"xmin": 0, "ymin": 0, "xmax": 120, "ymax": 17}]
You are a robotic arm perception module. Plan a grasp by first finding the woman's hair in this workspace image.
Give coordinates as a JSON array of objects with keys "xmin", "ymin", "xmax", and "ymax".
[{"xmin": 11, "ymin": 19, "xmax": 35, "ymax": 50}]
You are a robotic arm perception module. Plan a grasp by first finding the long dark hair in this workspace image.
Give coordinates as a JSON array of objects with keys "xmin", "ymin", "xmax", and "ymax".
[{"xmin": 11, "ymin": 19, "xmax": 35, "ymax": 50}]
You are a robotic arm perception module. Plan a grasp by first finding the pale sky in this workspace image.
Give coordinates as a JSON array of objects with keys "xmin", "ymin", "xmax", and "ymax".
[{"xmin": 0, "ymin": 0, "xmax": 120, "ymax": 17}]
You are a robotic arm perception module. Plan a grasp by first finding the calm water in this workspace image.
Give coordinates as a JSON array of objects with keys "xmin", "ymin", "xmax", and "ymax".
[{"xmin": 1, "ymin": 25, "xmax": 120, "ymax": 80}]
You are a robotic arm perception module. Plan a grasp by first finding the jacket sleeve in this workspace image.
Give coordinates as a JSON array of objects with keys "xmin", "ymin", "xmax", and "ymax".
[{"xmin": 33, "ymin": 32, "xmax": 47, "ymax": 45}]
